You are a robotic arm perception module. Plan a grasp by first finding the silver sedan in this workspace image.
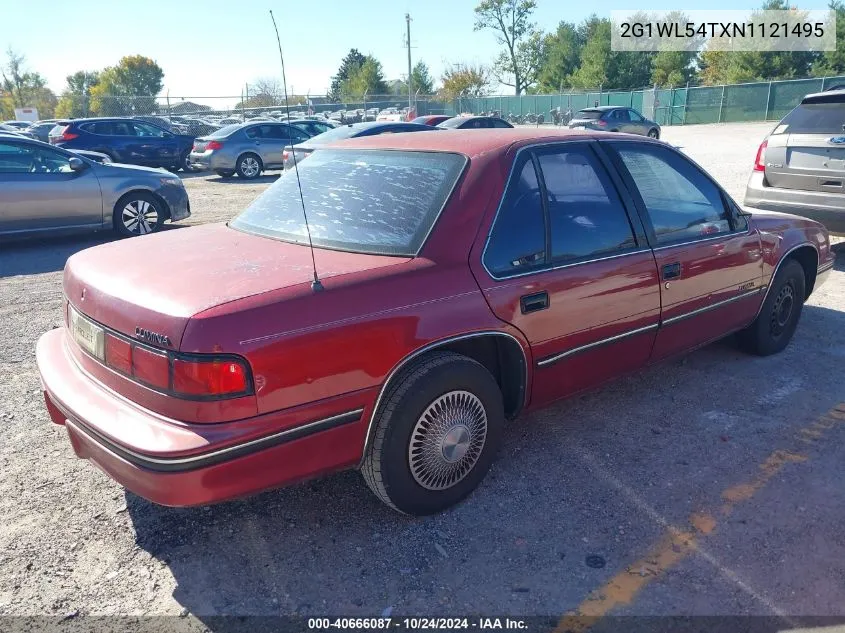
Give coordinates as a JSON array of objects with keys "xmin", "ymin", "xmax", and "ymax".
[
  {"xmin": 0, "ymin": 135, "xmax": 190, "ymax": 239},
  {"xmin": 189, "ymin": 121, "xmax": 311, "ymax": 179}
]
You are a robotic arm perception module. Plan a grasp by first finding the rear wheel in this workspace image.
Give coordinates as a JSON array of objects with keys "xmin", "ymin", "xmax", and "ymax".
[
  {"xmin": 113, "ymin": 192, "xmax": 165, "ymax": 237},
  {"xmin": 236, "ymin": 153, "xmax": 262, "ymax": 179},
  {"xmin": 362, "ymin": 352, "xmax": 504, "ymax": 516},
  {"xmin": 179, "ymin": 150, "xmax": 195, "ymax": 172},
  {"xmin": 738, "ymin": 259, "xmax": 806, "ymax": 356}
]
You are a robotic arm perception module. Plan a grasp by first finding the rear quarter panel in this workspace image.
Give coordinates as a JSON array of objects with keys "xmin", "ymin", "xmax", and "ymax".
[{"xmin": 750, "ymin": 211, "xmax": 830, "ymax": 280}]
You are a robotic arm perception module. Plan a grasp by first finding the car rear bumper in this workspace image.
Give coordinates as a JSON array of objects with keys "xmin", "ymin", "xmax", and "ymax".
[
  {"xmin": 188, "ymin": 151, "xmax": 233, "ymax": 172},
  {"xmin": 36, "ymin": 328, "xmax": 370, "ymax": 507},
  {"xmin": 745, "ymin": 170, "xmax": 845, "ymax": 235}
]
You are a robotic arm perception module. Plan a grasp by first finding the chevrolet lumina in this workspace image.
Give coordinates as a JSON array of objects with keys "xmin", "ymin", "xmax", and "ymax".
[{"xmin": 36, "ymin": 129, "xmax": 834, "ymax": 515}]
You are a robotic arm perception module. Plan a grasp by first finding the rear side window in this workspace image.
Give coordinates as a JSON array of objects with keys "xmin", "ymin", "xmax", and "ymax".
[
  {"xmin": 537, "ymin": 148, "xmax": 636, "ymax": 262},
  {"xmin": 777, "ymin": 102, "xmax": 845, "ymax": 134},
  {"xmin": 80, "ymin": 121, "xmax": 113, "ymax": 135},
  {"xmin": 484, "ymin": 157, "xmax": 545, "ymax": 276},
  {"xmin": 613, "ymin": 143, "xmax": 730, "ymax": 244}
]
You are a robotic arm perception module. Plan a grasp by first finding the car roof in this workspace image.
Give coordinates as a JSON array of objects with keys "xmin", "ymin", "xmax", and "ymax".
[
  {"xmin": 329, "ymin": 128, "xmax": 618, "ymax": 158},
  {"xmin": 578, "ymin": 106, "xmax": 621, "ymax": 111},
  {"xmin": 802, "ymin": 89, "xmax": 845, "ymax": 103}
]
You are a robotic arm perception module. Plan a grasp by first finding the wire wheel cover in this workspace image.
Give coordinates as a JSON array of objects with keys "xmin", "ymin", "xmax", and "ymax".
[{"xmin": 408, "ymin": 390, "xmax": 488, "ymax": 491}]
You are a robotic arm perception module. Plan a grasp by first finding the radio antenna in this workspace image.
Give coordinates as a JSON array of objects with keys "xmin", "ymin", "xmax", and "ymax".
[{"xmin": 269, "ymin": 9, "xmax": 323, "ymax": 292}]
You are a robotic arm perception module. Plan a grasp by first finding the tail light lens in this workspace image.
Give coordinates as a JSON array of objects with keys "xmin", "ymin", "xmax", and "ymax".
[
  {"xmin": 172, "ymin": 358, "xmax": 249, "ymax": 397},
  {"xmin": 94, "ymin": 330, "xmax": 251, "ymax": 399},
  {"xmin": 753, "ymin": 139, "xmax": 768, "ymax": 171},
  {"xmin": 596, "ymin": 119, "xmax": 608, "ymax": 127},
  {"xmin": 51, "ymin": 126, "xmax": 78, "ymax": 143},
  {"xmin": 206, "ymin": 140, "xmax": 223, "ymax": 150},
  {"xmin": 283, "ymin": 150, "xmax": 289, "ymax": 161}
]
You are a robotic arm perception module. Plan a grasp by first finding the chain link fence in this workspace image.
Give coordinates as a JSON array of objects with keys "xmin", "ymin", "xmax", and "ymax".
[{"xmin": 457, "ymin": 75, "xmax": 845, "ymax": 126}]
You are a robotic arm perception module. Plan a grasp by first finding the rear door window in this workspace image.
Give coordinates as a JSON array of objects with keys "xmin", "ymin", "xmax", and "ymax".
[
  {"xmin": 111, "ymin": 121, "xmax": 136, "ymax": 136},
  {"xmin": 0, "ymin": 141, "xmax": 34, "ymax": 173},
  {"xmin": 81, "ymin": 121, "xmax": 113, "ymax": 135},
  {"xmin": 612, "ymin": 143, "xmax": 731, "ymax": 244},
  {"xmin": 484, "ymin": 156, "xmax": 546, "ymax": 276},
  {"xmin": 537, "ymin": 146, "xmax": 637, "ymax": 262}
]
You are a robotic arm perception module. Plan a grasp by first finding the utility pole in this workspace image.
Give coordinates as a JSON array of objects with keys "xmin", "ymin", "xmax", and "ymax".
[{"xmin": 405, "ymin": 13, "xmax": 412, "ymax": 113}]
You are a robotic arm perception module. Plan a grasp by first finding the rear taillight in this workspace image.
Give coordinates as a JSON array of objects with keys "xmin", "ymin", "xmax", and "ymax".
[
  {"xmin": 596, "ymin": 119, "xmax": 607, "ymax": 127},
  {"xmin": 52, "ymin": 126, "xmax": 78, "ymax": 143},
  {"xmin": 172, "ymin": 358, "xmax": 249, "ymax": 397},
  {"xmin": 283, "ymin": 150, "xmax": 289, "ymax": 160},
  {"xmin": 753, "ymin": 139, "xmax": 768, "ymax": 171},
  {"xmin": 206, "ymin": 140, "xmax": 223, "ymax": 150},
  {"xmin": 95, "ymin": 329, "xmax": 251, "ymax": 399}
]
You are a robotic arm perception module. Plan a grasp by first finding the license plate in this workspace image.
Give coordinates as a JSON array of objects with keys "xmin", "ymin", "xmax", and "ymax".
[
  {"xmin": 70, "ymin": 306, "xmax": 104, "ymax": 361},
  {"xmin": 573, "ymin": 125, "xmax": 586, "ymax": 130}
]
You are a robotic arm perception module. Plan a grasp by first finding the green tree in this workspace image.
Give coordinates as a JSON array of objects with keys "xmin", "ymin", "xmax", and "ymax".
[
  {"xmin": 55, "ymin": 70, "xmax": 100, "ymax": 118},
  {"xmin": 1, "ymin": 48, "xmax": 57, "ymax": 119},
  {"xmin": 474, "ymin": 0, "xmax": 544, "ymax": 94},
  {"xmin": 438, "ymin": 62, "xmax": 493, "ymax": 100},
  {"xmin": 537, "ymin": 22, "xmax": 583, "ymax": 92},
  {"xmin": 328, "ymin": 49, "xmax": 367, "ymax": 102},
  {"xmin": 813, "ymin": 1, "xmax": 845, "ymax": 75},
  {"xmin": 651, "ymin": 51, "xmax": 694, "ymax": 87},
  {"xmin": 90, "ymin": 55, "xmax": 164, "ymax": 115},
  {"xmin": 569, "ymin": 18, "xmax": 652, "ymax": 90},
  {"xmin": 411, "ymin": 60, "xmax": 436, "ymax": 94},
  {"xmin": 340, "ymin": 56, "xmax": 388, "ymax": 100}
]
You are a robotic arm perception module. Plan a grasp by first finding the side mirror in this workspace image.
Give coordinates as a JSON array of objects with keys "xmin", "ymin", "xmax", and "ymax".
[{"xmin": 68, "ymin": 157, "xmax": 86, "ymax": 171}]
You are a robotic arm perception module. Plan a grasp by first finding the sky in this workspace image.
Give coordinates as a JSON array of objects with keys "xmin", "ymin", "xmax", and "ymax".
[{"xmin": 0, "ymin": 0, "xmax": 830, "ymax": 101}]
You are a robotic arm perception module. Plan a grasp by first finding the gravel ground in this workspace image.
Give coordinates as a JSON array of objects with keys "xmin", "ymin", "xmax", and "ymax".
[{"xmin": 2, "ymin": 122, "xmax": 844, "ymax": 629}]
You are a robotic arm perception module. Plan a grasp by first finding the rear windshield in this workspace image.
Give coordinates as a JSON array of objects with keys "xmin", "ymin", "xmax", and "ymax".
[
  {"xmin": 208, "ymin": 124, "xmax": 242, "ymax": 138},
  {"xmin": 777, "ymin": 102, "xmax": 845, "ymax": 134},
  {"xmin": 305, "ymin": 125, "xmax": 360, "ymax": 146},
  {"xmin": 437, "ymin": 117, "xmax": 468, "ymax": 128},
  {"xmin": 229, "ymin": 149, "xmax": 466, "ymax": 256},
  {"xmin": 574, "ymin": 109, "xmax": 603, "ymax": 120}
]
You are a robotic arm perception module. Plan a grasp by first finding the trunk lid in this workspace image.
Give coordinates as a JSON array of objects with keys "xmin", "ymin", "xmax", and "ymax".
[{"xmin": 64, "ymin": 223, "xmax": 409, "ymax": 350}]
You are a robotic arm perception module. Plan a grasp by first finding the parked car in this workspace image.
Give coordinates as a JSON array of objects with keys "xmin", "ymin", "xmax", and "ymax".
[
  {"xmin": 26, "ymin": 120, "xmax": 60, "ymax": 143},
  {"xmin": 568, "ymin": 106, "xmax": 660, "ymax": 138},
  {"xmin": 282, "ymin": 121, "xmax": 438, "ymax": 170},
  {"xmin": 190, "ymin": 121, "xmax": 312, "ymax": 179},
  {"xmin": 2, "ymin": 120, "xmax": 33, "ymax": 130},
  {"xmin": 745, "ymin": 89, "xmax": 845, "ymax": 235},
  {"xmin": 286, "ymin": 118, "xmax": 336, "ymax": 137},
  {"xmin": 0, "ymin": 123, "xmax": 35, "ymax": 139},
  {"xmin": 437, "ymin": 116, "xmax": 513, "ymax": 129},
  {"xmin": 49, "ymin": 118, "xmax": 197, "ymax": 171},
  {"xmin": 0, "ymin": 135, "xmax": 189, "ymax": 238},
  {"xmin": 412, "ymin": 115, "xmax": 451, "ymax": 126},
  {"xmin": 35, "ymin": 129, "xmax": 834, "ymax": 515}
]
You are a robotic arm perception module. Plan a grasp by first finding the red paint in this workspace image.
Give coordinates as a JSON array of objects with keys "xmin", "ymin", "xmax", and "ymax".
[{"xmin": 36, "ymin": 130, "xmax": 834, "ymax": 507}]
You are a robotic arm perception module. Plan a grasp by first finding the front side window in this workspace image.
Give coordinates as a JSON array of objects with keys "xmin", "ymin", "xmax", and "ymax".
[
  {"xmin": 614, "ymin": 143, "xmax": 731, "ymax": 244},
  {"xmin": 537, "ymin": 148, "xmax": 636, "ymax": 262},
  {"xmin": 628, "ymin": 110, "xmax": 644, "ymax": 122},
  {"xmin": 230, "ymin": 149, "xmax": 466, "ymax": 256},
  {"xmin": 484, "ymin": 157, "xmax": 545, "ymax": 276}
]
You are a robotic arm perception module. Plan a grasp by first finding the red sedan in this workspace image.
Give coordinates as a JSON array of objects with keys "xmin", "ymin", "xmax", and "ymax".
[{"xmin": 37, "ymin": 129, "xmax": 835, "ymax": 516}]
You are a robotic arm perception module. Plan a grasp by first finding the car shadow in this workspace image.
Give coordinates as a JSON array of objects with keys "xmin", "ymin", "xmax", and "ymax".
[
  {"xmin": 207, "ymin": 173, "xmax": 281, "ymax": 185},
  {"xmin": 0, "ymin": 224, "xmax": 186, "ymax": 278},
  {"xmin": 126, "ymin": 302, "xmax": 845, "ymax": 623}
]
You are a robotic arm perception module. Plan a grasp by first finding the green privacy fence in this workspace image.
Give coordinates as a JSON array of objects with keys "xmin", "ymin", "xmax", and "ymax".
[{"xmin": 457, "ymin": 75, "xmax": 845, "ymax": 126}]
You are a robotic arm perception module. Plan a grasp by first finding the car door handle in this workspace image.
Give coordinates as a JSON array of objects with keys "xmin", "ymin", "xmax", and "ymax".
[
  {"xmin": 520, "ymin": 291, "xmax": 549, "ymax": 314},
  {"xmin": 662, "ymin": 262, "xmax": 681, "ymax": 280}
]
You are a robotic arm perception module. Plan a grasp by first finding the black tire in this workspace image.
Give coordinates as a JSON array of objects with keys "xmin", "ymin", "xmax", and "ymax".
[
  {"xmin": 647, "ymin": 128, "xmax": 660, "ymax": 139},
  {"xmin": 179, "ymin": 150, "xmax": 195, "ymax": 173},
  {"xmin": 362, "ymin": 351, "xmax": 504, "ymax": 516},
  {"xmin": 236, "ymin": 153, "xmax": 263, "ymax": 179},
  {"xmin": 113, "ymin": 192, "xmax": 166, "ymax": 237},
  {"xmin": 738, "ymin": 259, "xmax": 806, "ymax": 356}
]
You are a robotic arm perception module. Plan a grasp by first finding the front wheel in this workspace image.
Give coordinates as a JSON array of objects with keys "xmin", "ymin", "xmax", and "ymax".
[
  {"xmin": 113, "ymin": 192, "xmax": 165, "ymax": 237},
  {"xmin": 738, "ymin": 259, "xmax": 805, "ymax": 356},
  {"xmin": 647, "ymin": 128, "xmax": 660, "ymax": 139},
  {"xmin": 236, "ymin": 153, "xmax": 262, "ymax": 179},
  {"xmin": 362, "ymin": 351, "xmax": 504, "ymax": 516}
]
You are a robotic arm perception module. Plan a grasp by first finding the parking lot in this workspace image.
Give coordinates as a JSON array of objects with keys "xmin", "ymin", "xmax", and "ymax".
[{"xmin": 1, "ymin": 121, "xmax": 844, "ymax": 628}]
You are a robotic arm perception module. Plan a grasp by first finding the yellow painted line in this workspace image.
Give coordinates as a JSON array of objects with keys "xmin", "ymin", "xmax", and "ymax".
[{"xmin": 554, "ymin": 404, "xmax": 845, "ymax": 633}]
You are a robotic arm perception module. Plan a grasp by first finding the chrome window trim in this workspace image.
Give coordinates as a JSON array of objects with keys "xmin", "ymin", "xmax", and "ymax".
[
  {"xmin": 537, "ymin": 322, "xmax": 659, "ymax": 367},
  {"xmin": 651, "ymin": 229, "xmax": 752, "ymax": 252},
  {"xmin": 753, "ymin": 242, "xmax": 819, "ymax": 321},
  {"xmin": 661, "ymin": 287, "xmax": 764, "ymax": 327},
  {"xmin": 358, "ymin": 331, "xmax": 528, "ymax": 466},
  {"xmin": 480, "ymin": 140, "xmax": 645, "ymax": 282}
]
